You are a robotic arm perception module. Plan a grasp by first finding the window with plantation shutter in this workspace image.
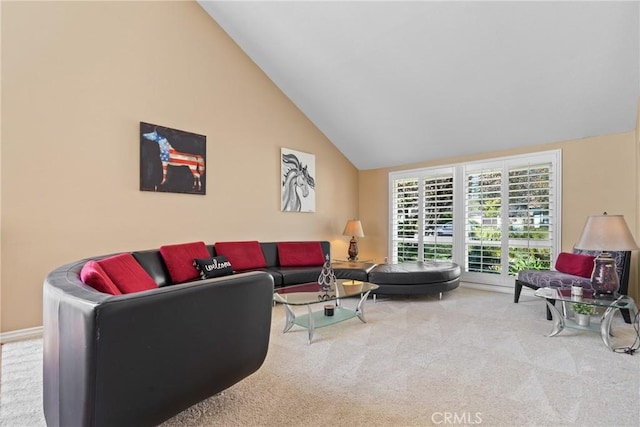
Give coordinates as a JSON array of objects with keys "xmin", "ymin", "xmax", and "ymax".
[
  {"xmin": 390, "ymin": 168, "xmax": 454, "ymax": 264},
  {"xmin": 465, "ymin": 166, "xmax": 503, "ymax": 274},
  {"xmin": 391, "ymin": 177, "xmax": 420, "ymax": 262},
  {"xmin": 389, "ymin": 150, "xmax": 560, "ymax": 289},
  {"xmin": 506, "ymin": 162, "xmax": 554, "ymax": 274},
  {"xmin": 423, "ymin": 173, "xmax": 454, "ymax": 261}
]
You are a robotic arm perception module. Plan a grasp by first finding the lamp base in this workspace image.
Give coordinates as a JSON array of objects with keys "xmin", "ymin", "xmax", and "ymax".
[
  {"xmin": 593, "ymin": 292, "xmax": 617, "ymax": 300},
  {"xmin": 591, "ymin": 252, "xmax": 620, "ymax": 299},
  {"xmin": 347, "ymin": 238, "xmax": 358, "ymax": 261}
]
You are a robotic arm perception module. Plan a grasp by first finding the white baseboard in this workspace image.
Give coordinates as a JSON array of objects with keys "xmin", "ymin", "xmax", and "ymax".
[
  {"xmin": 460, "ymin": 280, "xmax": 535, "ymax": 297},
  {"xmin": 0, "ymin": 326, "xmax": 43, "ymax": 344}
]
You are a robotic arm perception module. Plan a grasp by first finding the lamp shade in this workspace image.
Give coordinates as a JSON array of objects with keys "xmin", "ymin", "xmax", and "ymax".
[
  {"xmin": 574, "ymin": 213, "xmax": 639, "ymax": 251},
  {"xmin": 343, "ymin": 219, "xmax": 364, "ymax": 237}
]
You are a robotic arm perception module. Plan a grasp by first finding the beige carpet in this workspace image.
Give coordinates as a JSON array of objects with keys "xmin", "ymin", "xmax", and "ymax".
[{"xmin": 2, "ymin": 287, "xmax": 639, "ymax": 427}]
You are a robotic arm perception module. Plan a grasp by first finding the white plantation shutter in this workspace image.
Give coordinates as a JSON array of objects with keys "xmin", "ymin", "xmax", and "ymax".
[
  {"xmin": 390, "ymin": 150, "xmax": 560, "ymax": 288},
  {"xmin": 464, "ymin": 166, "xmax": 503, "ymax": 274},
  {"xmin": 390, "ymin": 168, "xmax": 454, "ymax": 263},
  {"xmin": 391, "ymin": 177, "xmax": 420, "ymax": 262},
  {"xmin": 506, "ymin": 161, "xmax": 554, "ymax": 273},
  {"xmin": 423, "ymin": 173, "xmax": 454, "ymax": 260}
]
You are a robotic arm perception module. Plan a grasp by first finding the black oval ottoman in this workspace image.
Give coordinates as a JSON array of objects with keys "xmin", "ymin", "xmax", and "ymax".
[{"xmin": 367, "ymin": 261, "xmax": 461, "ymax": 297}]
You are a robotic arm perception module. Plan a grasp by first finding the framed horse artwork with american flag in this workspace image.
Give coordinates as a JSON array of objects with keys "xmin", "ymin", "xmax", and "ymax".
[{"xmin": 140, "ymin": 122, "xmax": 206, "ymax": 195}]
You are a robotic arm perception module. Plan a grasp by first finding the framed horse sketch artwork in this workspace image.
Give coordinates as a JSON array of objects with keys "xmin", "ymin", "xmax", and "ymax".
[
  {"xmin": 281, "ymin": 147, "xmax": 316, "ymax": 212},
  {"xmin": 140, "ymin": 122, "xmax": 206, "ymax": 195}
]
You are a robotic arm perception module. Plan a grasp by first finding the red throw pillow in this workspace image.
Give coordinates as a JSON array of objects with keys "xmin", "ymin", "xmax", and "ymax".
[
  {"xmin": 214, "ymin": 241, "xmax": 266, "ymax": 271},
  {"xmin": 277, "ymin": 242, "xmax": 325, "ymax": 267},
  {"xmin": 555, "ymin": 252, "xmax": 596, "ymax": 278},
  {"xmin": 80, "ymin": 260, "xmax": 122, "ymax": 295},
  {"xmin": 159, "ymin": 241, "xmax": 211, "ymax": 284},
  {"xmin": 97, "ymin": 253, "xmax": 158, "ymax": 294}
]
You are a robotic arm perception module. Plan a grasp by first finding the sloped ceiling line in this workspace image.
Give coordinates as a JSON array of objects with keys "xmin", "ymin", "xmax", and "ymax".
[{"xmin": 199, "ymin": 1, "xmax": 639, "ymax": 170}]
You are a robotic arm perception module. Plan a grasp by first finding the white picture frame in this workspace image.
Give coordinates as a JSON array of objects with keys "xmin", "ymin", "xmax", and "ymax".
[{"xmin": 281, "ymin": 147, "xmax": 316, "ymax": 212}]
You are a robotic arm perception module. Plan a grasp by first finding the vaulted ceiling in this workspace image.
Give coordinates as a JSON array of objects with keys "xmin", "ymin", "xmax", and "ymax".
[{"xmin": 199, "ymin": 1, "xmax": 639, "ymax": 170}]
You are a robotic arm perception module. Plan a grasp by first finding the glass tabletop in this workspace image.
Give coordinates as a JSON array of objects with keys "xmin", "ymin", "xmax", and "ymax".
[
  {"xmin": 534, "ymin": 288, "xmax": 636, "ymax": 310},
  {"xmin": 332, "ymin": 259, "xmax": 375, "ymax": 264},
  {"xmin": 274, "ymin": 279, "xmax": 379, "ymax": 305}
]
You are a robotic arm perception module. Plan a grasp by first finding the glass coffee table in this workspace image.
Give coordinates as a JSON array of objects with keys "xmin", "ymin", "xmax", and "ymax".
[
  {"xmin": 534, "ymin": 287, "xmax": 638, "ymax": 350},
  {"xmin": 273, "ymin": 279, "xmax": 379, "ymax": 344}
]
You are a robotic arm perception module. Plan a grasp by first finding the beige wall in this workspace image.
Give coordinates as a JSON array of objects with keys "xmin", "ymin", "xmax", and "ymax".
[
  {"xmin": 2, "ymin": 1, "xmax": 638, "ymax": 334},
  {"xmin": 0, "ymin": 1, "xmax": 359, "ymax": 332},
  {"xmin": 359, "ymin": 132, "xmax": 639, "ymax": 300}
]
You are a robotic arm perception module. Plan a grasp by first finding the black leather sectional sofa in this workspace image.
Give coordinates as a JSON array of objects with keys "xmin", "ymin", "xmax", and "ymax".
[
  {"xmin": 43, "ymin": 240, "xmax": 374, "ymax": 427},
  {"xmin": 43, "ymin": 240, "xmax": 462, "ymax": 426}
]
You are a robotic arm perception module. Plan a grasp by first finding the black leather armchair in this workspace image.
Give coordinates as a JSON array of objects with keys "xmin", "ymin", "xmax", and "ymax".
[{"xmin": 43, "ymin": 258, "xmax": 274, "ymax": 427}]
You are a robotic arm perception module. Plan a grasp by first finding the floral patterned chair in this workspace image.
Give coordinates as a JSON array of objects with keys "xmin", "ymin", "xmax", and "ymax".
[{"xmin": 514, "ymin": 249, "xmax": 632, "ymax": 323}]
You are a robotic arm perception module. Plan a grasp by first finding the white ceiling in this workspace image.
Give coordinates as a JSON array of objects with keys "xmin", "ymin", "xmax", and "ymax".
[{"xmin": 199, "ymin": 1, "xmax": 639, "ymax": 170}]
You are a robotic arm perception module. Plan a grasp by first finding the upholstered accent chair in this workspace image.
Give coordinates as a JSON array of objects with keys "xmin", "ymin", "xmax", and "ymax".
[{"xmin": 514, "ymin": 249, "xmax": 632, "ymax": 323}]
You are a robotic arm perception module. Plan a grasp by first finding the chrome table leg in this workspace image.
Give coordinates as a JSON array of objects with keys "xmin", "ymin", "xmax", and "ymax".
[
  {"xmin": 544, "ymin": 299, "xmax": 564, "ymax": 337},
  {"xmin": 355, "ymin": 290, "xmax": 373, "ymax": 323},
  {"xmin": 282, "ymin": 303, "xmax": 296, "ymax": 333},
  {"xmin": 307, "ymin": 304, "xmax": 315, "ymax": 344},
  {"xmin": 600, "ymin": 296, "xmax": 638, "ymax": 350}
]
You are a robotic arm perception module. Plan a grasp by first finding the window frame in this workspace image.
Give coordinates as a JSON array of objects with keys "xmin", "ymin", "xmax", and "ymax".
[{"xmin": 389, "ymin": 150, "xmax": 562, "ymax": 289}]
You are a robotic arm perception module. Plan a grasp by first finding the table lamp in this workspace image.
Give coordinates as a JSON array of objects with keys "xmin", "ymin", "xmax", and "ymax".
[
  {"xmin": 574, "ymin": 212, "xmax": 639, "ymax": 298},
  {"xmin": 343, "ymin": 219, "xmax": 364, "ymax": 261}
]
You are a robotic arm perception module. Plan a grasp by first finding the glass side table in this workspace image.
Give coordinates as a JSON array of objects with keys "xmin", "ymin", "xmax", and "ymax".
[
  {"xmin": 274, "ymin": 280, "xmax": 379, "ymax": 344},
  {"xmin": 534, "ymin": 288, "xmax": 638, "ymax": 351}
]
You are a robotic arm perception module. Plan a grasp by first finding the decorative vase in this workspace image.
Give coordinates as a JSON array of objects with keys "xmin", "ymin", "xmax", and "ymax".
[
  {"xmin": 575, "ymin": 313, "xmax": 591, "ymax": 326},
  {"xmin": 317, "ymin": 255, "xmax": 335, "ymax": 292}
]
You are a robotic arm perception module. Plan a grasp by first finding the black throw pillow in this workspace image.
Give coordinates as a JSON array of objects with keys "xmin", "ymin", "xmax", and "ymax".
[{"xmin": 193, "ymin": 256, "xmax": 233, "ymax": 280}]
